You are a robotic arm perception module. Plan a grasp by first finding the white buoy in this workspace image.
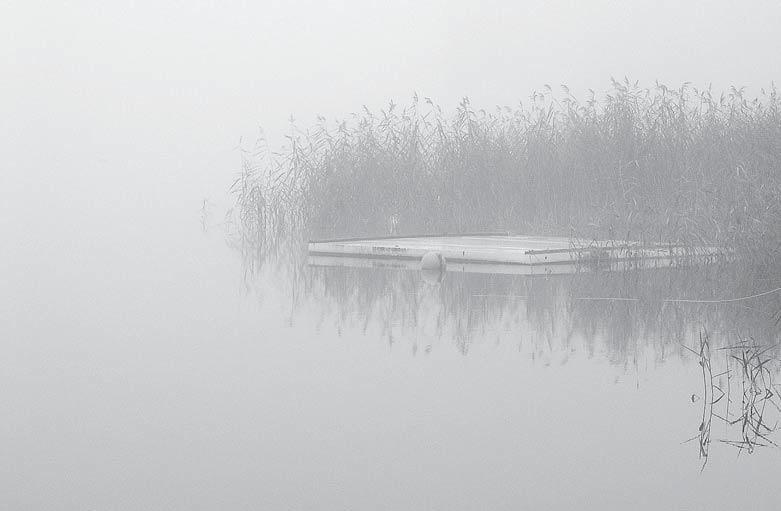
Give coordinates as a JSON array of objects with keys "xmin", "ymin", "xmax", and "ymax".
[
  {"xmin": 421, "ymin": 268, "xmax": 444, "ymax": 284},
  {"xmin": 421, "ymin": 251, "xmax": 446, "ymax": 271}
]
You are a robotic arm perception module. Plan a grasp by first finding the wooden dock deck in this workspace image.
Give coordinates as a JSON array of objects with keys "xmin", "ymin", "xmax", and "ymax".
[{"xmin": 307, "ymin": 233, "xmax": 721, "ymax": 276}]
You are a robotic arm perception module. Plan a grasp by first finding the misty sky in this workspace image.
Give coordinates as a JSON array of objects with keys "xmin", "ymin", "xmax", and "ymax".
[
  {"xmin": 2, "ymin": 0, "xmax": 780, "ymax": 248},
  {"xmin": 4, "ymin": 4, "xmax": 781, "ymax": 508}
]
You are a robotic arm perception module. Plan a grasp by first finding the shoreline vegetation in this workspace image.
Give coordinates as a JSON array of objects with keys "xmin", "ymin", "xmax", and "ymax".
[
  {"xmin": 232, "ymin": 79, "xmax": 780, "ymax": 274},
  {"xmin": 230, "ymin": 81, "xmax": 781, "ymax": 454}
]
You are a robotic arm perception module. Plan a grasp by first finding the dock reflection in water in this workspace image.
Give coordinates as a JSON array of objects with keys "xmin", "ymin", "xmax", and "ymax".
[
  {"xmin": 295, "ymin": 254, "xmax": 781, "ymax": 462},
  {"xmin": 302, "ymin": 258, "xmax": 776, "ymax": 351}
]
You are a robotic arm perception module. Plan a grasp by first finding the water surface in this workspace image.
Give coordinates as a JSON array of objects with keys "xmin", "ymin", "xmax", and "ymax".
[{"xmin": 5, "ymin": 218, "xmax": 781, "ymax": 510}]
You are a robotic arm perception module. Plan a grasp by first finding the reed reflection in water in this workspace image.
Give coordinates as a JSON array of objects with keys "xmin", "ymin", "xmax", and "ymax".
[
  {"xmin": 242, "ymin": 248, "xmax": 781, "ymax": 466},
  {"xmin": 294, "ymin": 258, "xmax": 780, "ymax": 362}
]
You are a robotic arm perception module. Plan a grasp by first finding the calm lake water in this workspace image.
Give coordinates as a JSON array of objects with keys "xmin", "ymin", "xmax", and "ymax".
[{"xmin": 5, "ymin": 212, "xmax": 781, "ymax": 510}]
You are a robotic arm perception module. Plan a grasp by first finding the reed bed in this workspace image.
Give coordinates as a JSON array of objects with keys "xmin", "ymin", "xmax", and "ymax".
[{"xmin": 233, "ymin": 79, "xmax": 781, "ymax": 269}]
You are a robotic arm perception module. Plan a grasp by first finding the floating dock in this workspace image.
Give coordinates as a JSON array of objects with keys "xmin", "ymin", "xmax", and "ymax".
[{"xmin": 308, "ymin": 233, "xmax": 722, "ymax": 276}]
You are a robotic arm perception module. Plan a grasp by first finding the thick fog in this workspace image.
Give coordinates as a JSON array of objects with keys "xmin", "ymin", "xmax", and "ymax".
[
  {"xmin": 4, "ymin": 1, "xmax": 781, "ymax": 205},
  {"xmin": 4, "ymin": 0, "xmax": 780, "ymax": 296},
  {"xmin": 3, "ymin": 2, "xmax": 781, "ymax": 509}
]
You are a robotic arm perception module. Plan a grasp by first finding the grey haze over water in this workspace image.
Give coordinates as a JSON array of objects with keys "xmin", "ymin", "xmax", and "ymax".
[{"xmin": 3, "ymin": 1, "xmax": 781, "ymax": 509}]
